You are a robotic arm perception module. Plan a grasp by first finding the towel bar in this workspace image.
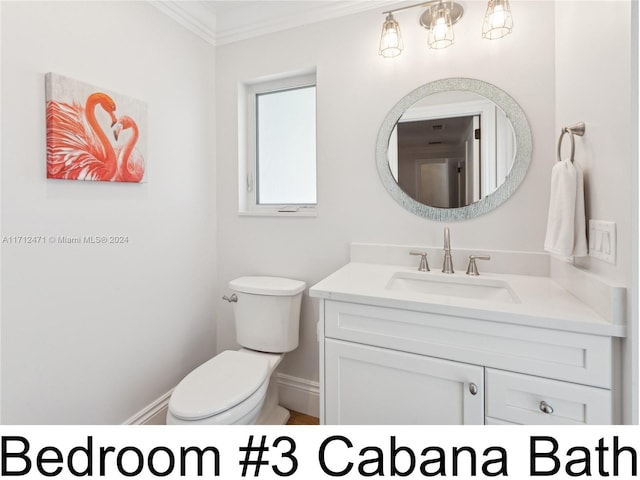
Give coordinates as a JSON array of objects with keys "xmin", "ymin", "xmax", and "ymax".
[{"xmin": 557, "ymin": 121, "xmax": 586, "ymax": 163}]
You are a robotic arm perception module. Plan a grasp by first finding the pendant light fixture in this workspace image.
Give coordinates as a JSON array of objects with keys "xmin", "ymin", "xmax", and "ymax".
[
  {"xmin": 482, "ymin": 0, "xmax": 513, "ymax": 40},
  {"xmin": 428, "ymin": 8, "xmax": 454, "ymax": 49},
  {"xmin": 378, "ymin": 13, "xmax": 404, "ymax": 58},
  {"xmin": 378, "ymin": 0, "xmax": 513, "ymax": 58},
  {"xmin": 420, "ymin": 1, "xmax": 464, "ymax": 50}
]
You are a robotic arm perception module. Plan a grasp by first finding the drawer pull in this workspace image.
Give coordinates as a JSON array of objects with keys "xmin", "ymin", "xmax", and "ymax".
[
  {"xmin": 539, "ymin": 401, "xmax": 554, "ymax": 414},
  {"xmin": 469, "ymin": 383, "xmax": 478, "ymax": 395}
]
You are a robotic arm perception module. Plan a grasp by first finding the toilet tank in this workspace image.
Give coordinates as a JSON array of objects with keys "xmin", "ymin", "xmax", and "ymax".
[{"xmin": 229, "ymin": 276, "xmax": 306, "ymax": 353}]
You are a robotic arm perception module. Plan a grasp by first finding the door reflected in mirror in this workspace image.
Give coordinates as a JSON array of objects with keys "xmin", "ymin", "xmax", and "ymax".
[
  {"xmin": 375, "ymin": 78, "xmax": 532, "ymax": 221},
  {"xmin": 387, "ymin": 91, "xmax": 516, "ymax": 209}
]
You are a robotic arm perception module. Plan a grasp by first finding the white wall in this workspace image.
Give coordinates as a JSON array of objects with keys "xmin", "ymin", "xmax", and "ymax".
[
  {"xmin": 215, "ymin": 2, "xmax": 557, "ymax": 391},
  {"xmin": 555, "ymin": 1, "xmax": 637, "ymax": 423},
  {"xmin": 1, "ymin": 1, "xmax": 217, "ymax": 424}
]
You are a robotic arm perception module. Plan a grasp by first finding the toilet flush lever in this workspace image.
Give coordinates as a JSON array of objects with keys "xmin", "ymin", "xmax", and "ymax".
[{"xmin": 222, "ymin": 294, "xmax": 238, "ymax": 303}]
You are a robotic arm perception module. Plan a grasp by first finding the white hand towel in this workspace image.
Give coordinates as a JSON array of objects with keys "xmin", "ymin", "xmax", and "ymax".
[
  {"xmin": 544, "ymin": 158, "xmax": 587, "ymax": 257},
  {"xmin": 572, "ymin": 162, "xmax": 588, "ymax": 256}
]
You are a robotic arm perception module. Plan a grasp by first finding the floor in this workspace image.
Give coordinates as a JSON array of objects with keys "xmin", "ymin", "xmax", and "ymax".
[{"xmin": 286, "ymin": 410, "xmax": 319, "ymax": 425}]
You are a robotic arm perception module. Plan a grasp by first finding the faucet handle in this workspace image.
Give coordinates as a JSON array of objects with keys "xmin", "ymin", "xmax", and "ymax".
[
  {"xmin": 410, "ymin": 251, "xmax": 430, "ymax": 272},
  {"xmin": 466, "ymin": 255, "xmax": 491, "ymax": 276}
]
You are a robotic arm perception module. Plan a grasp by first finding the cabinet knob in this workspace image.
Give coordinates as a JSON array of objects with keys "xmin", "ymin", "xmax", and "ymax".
[
  {"xmin": 539, "ymin": 401, "xmax": 554, "ymax": 414},
  {"xmin": 468, "ymin": 383, "xmax": 478, "ymax": 395}
]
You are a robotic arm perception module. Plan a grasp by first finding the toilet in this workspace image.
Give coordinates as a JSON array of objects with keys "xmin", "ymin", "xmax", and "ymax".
[{"xmin": 166, "ymin": 276, "xmax": 306, "ymax": 425}]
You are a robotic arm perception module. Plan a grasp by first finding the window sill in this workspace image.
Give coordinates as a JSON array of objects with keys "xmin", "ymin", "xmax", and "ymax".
[{"xmin": 238, "ymin": 209, "xmax": 317, "ymax": 218}]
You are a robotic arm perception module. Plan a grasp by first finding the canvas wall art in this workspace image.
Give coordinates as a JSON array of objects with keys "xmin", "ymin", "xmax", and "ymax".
[{"xmin": 45, "ymin": 73, "xmax": 147, "ymax": 183}]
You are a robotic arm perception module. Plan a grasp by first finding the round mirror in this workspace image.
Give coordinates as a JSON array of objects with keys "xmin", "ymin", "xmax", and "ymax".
[{"xmin": 376, "ymin": 78, "xmax": 532, "ymax": 221}]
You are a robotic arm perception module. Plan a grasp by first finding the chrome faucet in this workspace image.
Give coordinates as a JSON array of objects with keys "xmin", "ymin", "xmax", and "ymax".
[{"xmin": 442, "ymin": 227, "xmax": 454, "ymax": 274}]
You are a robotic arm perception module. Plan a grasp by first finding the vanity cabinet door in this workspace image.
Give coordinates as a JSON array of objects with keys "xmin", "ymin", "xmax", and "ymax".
[{"xmin": 324, "ymin": 339, "xmax": 484, "ymax": 425}]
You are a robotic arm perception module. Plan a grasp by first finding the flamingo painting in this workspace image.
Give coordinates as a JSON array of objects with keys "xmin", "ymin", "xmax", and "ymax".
[
  {"xmin": 45, "ymin": 73, "xmax": 147, "ymax": 183},
  {"xmin": 113, "ymin": 116, "xmax": 145, "ymax": 182}
]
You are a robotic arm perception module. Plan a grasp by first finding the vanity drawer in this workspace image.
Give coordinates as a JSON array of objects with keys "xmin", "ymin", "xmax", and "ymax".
[
  {"xmin": 324, "ymin": 300, "xmax": 612, "ymax": 388},
  {"xmin": 485, "ymin": 368, "xmax": 612, "ymax": 425}
]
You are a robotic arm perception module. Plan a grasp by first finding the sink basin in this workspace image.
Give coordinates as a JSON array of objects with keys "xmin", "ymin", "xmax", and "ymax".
[{"xmin": 386, "ymin": 272, "xmax": 520, "ymax": 304}]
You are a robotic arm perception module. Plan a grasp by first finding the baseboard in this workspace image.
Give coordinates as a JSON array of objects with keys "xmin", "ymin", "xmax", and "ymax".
[
  {"xmin": 277, "ymin": 373, "xmax": 320, "ymax": 418},
  {"xmin": 125, "ymin": 373, "xmax": 320, "ymax": 425},
  {"xmin": 123, "ymin": 389, "xmax": 173, "ymax": 425}
]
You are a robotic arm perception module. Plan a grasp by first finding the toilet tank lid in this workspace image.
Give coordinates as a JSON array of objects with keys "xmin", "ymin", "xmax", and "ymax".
[{"xmin": 230, "ymin": 276, "xmax": 306, "ymax": 296}]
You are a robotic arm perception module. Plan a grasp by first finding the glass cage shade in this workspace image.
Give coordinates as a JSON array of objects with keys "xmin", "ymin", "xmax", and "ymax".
[
  {"xmin": 482, "ymin": 0, "xmax": 513, "ymax": 40},
  {"xmin": 428, "ymin": 5, "xmax": 454, "ymax": 49},
  {"xmin": 379, "ymin": 13, "xmax": 403, "ymax": 57}
]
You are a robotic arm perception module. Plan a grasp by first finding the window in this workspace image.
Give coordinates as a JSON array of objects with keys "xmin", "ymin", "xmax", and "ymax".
[{"xmin": 240, "ymin": 72, "xmax": 317, "ymax": 216}]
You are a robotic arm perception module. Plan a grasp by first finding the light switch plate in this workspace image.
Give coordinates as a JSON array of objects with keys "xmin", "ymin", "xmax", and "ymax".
[{"xmin": 589, "ymin": 220, "xmax": 616, "ymax": 264}]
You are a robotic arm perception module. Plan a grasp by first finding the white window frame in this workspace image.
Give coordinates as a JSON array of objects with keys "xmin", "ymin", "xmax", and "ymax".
[{"xmin": 239, "ymin": 71, "xmax": 317, "ymax": 216}]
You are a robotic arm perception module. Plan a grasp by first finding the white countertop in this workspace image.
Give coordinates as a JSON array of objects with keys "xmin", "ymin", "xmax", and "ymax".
[{"xmin": 310, "ymin": 262, "xmax": 626, "ymax": 338}]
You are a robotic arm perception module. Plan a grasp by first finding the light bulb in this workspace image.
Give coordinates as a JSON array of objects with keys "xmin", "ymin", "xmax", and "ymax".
[
  {"xmin": 490, "ymin": 5, "xmax": 505, "ymax": 28},
  {"xmin": 434, "ymin": 17, "xmax": 447, "ymax": 40}
]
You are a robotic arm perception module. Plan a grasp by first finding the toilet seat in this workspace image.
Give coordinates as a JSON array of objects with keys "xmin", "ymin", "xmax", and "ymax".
[{"xmin": 168, "ymin": 350, "xmax": 270, "ymax": 422}]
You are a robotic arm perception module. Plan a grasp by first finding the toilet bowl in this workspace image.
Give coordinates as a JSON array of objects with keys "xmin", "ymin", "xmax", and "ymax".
[{"xmin": 166, "ymin": 276, "xmax": 306, "ymax": 425}]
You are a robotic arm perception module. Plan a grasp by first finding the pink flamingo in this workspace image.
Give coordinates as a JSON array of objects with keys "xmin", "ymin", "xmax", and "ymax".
[
  {"xmin": 113, "ymin": 116, "xmax": 145, "ymax": 183},
  {"xmin": 46, "ymin": 92, "xmax": 118, "ymax": 181}
]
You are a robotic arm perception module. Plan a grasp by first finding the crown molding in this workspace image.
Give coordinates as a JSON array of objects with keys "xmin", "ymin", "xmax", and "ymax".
[
  {"xmin": 214, "ymin": 1, "xmax": 404, "ymax": 46},
  {"xmin": 149, "ymin": 1, "xmax": 218, "ymax": 45},
  {"xmin": 149, "ymin": 1, "xmax": 406, "ymax": 46}
]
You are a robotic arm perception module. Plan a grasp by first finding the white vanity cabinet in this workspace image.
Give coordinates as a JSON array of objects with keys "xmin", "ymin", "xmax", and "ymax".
[{"xmin": 318, "ymin": 299, "xmax": 614, "ymax": 425}]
